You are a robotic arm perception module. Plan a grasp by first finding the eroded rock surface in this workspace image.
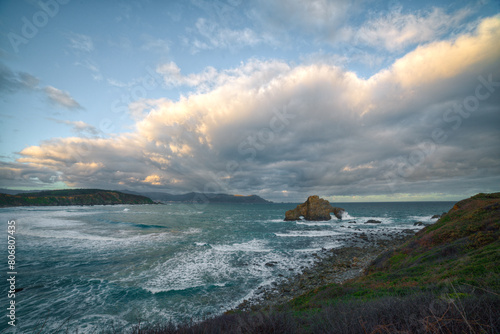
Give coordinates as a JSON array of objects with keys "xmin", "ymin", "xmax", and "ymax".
[{"xmin": 284, "ymin": 195, "xmax": 344, "ymax": 221}]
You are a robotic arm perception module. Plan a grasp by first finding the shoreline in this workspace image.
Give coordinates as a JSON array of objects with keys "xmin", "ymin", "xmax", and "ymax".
[{"xmin": 235, "ymin": 228, "xmax": 417, "ymax": 312}]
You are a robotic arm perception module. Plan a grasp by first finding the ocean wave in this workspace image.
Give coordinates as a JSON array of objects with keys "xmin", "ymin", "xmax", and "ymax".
[
  {"xmin": 212, "ymin": 239, "xmax": 271, "ymax": 252},
  {"xmin": 296, "ymin": 221, "xmax": 335, "ymax": 226},
  {"xmin": 340, "ymin": 211, "xmax": 356, "ymax": 220},
  {"xmin": 408, "ymin": 215, "xmax": 439, "ymax": 222},
  {"xmin": 274, "ymin": 230, "xmax": 343, "ymax": 237}
]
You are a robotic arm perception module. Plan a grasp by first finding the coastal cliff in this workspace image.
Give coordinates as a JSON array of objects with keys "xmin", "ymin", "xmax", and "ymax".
[{"xmin": 0, "ymin": 189, "xmax": 154, "ymax": 207}]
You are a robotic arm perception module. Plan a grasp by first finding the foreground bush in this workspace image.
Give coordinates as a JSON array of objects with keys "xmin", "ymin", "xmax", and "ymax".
[{"xmin": 126, "ymin": 290, "xmax": 499, "ymax": 334}]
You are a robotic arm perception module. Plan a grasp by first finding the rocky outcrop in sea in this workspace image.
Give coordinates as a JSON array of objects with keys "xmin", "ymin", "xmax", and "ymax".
[{"xmin": 284, "ymin": 195, "xmax": 344, "ymax": 221}]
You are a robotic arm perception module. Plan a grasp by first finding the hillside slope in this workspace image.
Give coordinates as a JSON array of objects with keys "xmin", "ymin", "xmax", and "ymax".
[{"xmin": 0, "ymin": 189, "xmax": 154, "ymax": 207}]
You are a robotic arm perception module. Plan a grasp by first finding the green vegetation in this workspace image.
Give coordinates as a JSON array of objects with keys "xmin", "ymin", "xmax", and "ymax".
[
  {"xmin": 0, "ymin": 189, "xmax": 154, "ymax": 207},
  {"xmin": 129, "ymin": 193, "xmax": 499, "ymax": 333}
]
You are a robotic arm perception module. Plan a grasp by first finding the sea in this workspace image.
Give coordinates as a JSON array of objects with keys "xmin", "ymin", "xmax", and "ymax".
[{"xmin": 0, "ymin": 201, "xmax": 455, "ymax": 333}]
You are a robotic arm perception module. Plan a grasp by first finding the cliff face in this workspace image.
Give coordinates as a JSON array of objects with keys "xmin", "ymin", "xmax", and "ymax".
[
  {"xmin": 0, "ymin": 189, "xmax": 154, "ymax": 207},
  {"xmin": 284, "ymin": 195, "xmax": 344, "ymax": 221}
]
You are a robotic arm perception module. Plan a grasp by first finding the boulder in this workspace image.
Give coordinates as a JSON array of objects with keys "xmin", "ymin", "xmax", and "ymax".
[{"xmin": 284, "ymin": 195, "xmax": 344, "ymax": 221}]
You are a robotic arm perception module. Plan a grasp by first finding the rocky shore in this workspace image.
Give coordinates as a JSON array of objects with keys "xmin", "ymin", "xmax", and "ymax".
[{"xmin": 236, "ymin": 228, "xmax": 417, "ymax": 312}]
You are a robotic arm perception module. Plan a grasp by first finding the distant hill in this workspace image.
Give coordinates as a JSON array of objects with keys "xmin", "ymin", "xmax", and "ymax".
[
  {"xmin": 120, "ymin": 190, "xmax": 272, "ymax": 204},
  {"xmin": 0, "ymin": 188, "xmax": 36, "ymax": 195},
  {"xmin": 0, "ymin": 189, "xmax": 154, "ymax": 207}
]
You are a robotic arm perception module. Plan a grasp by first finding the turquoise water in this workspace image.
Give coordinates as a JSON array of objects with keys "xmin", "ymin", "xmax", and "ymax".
[{"xmin": 0, "ymin": 201, "xmax": 454, "ymax": 332}]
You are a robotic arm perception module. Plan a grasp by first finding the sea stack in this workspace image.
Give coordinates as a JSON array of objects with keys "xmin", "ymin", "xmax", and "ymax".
[{"xmin": 284, "ymin": 195, "xmax": 344, "ymax": 221}]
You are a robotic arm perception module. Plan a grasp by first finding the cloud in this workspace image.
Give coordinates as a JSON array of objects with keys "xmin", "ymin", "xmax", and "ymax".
[
  {"xmin": 0, "ymin": 63, "xmax": 39, "ymax": 93},
  {"xmin": 4, "ymin": 16, "xmax": 500, "ymax": 200},
  {"xmin": 48, "ymin": 118, "xmax": 101, "ymax": 137},
  {"xmin": 156, "ymin": 61, "xmax": 218, "ymax": 89},
  {"xmin": 250, "ymin": 1, "xmax": 474, "ymax": 55},
  {"xmin": 0, "ymin": 63, "xmax": 84, "ymax": 111},
  {"xmin": 350, "ymin": 7, "xmax": 473, "ymax": 52},
  {"xmin": 253, "ymin": 0, "xmax": 353, "ymax": 34},
  {"xmin": 67, "ymin": 33, "xmax": 94, "ymax": 52},
  {"xmin": 248, "ymin": 0, "xmax": 359, "ymax": 47},
  {"xmin": 75, "ymin": 60, "xmax": 103, "ymax": 82},
  {"xmin": 187, "ymin": 18, "xmax": 267, "ymax": 53},
  {"xmin": 44, "ymin": 86, "xmax": 83, "ymax": 110}
]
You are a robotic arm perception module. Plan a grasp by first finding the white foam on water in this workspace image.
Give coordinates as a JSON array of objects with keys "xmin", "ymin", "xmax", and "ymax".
[
  {"xmin": 274, "ymin": 230, "xmax": 343, "ymax": 237},
  {"xmin": 141, "ymin": 247, "xmax": 239, "ymax": 294},
  {"xmin": 186, "ymin": 227, "xmax": 202, "ymax": 234},
  {"xmin": 409, "ymin": 215, "xmax": 438, "ymax": 222},
  {"xmin": 296, "ymin": 221, "xmax": 335, "ymax": 226},
  {"xmin": 211, "ymin": 239, "xmax": 272, "ymax": 252},
  {"xmin": 294, "ymin": 241, "xmax": 342, "ymax": 252},
  {"xmin": 340, "ymin": 211, "xmax": 356, "ymax": 220},
  {"xmin": 347, "ymin": 216, "xmax": 396, "ymax": 225},
  {"xmin": 195, "ymin": 242, "xmax": 209, "ymax": 246},
  {"xmin": 263, "ymin": 218, "xmax": 286, "ymax": 223}
]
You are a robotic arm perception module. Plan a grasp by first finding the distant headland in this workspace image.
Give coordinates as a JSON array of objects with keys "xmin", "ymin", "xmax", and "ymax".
[
  {"xmin": 0, "ymin": 189, "xmax": 154, "ymax": 207},
  {"xmin": 0, "ymin": 189, "xmax": 272, "ymax": 207},
  {"xmin": 120, "ymin": 190, "xmax": 272, "ymax": 204}
]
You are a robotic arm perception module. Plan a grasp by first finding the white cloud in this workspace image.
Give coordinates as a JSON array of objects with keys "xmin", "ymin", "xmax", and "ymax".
[
  {"xmin": 67, "ymin": 33, "xmax": 94, "ymax": 52},
  {"xmin": 352, "ymin": 7, "xmax": 472, "ymax": 51},
  {"xmin": 156, "ymin": 59, "xmax": 290, "ymax": 92},
  {"xmin": 44, "ymin": 86, "xmax": 83, "ymax": 110},
  {"xmin": 254, "ymin": 0, "xmax": 353, "ymax": 33},
  {"xmin": 187, "ymin": 18, "xmax": 271, "ymax": 53},
  {"xmin": 75, "ymin": 60, "xmax": 103, "ymax": 82},
  {"xmin": 156, "ymin": 61, "xmax": 218, "ymax": 89},
  {"xmin": 48, "ymin": 118, "xmax": 101, "ymax": 137},
  {"xmin": 249, "ymin": 0, "xmax": 358, "ymax": 46}
]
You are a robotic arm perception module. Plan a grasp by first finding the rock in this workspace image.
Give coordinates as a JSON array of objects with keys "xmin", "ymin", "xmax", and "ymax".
[
  {"xmin": 348, "ymin": 221, "xmax": 357, "ymax": 224},
  {"xmin": 414, "ymin": 221, "xmax": 425, "ymax": 226},
  {"xmin": 265, "ymin": 261, "xmax": 278, "ymax": 267},
  {"xmin": 402, "ymin": 229, "xmax": 415, "ymax": 234},
  {"xmin": 364, "ymin": 219, "xmax": 382, "ymax": 224},
  {"xmin": 431, "ymin": 214, "xmax": 443, "ymax": 219},
  {"xmin": 284, "ymin": 195, "xmax": 344, "ymax": 221}
]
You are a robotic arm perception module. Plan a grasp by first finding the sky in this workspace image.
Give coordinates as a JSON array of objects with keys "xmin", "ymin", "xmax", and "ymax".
[{"xmin": 0, "ymin": 0, "xmax": 499, "ymax": 203}]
